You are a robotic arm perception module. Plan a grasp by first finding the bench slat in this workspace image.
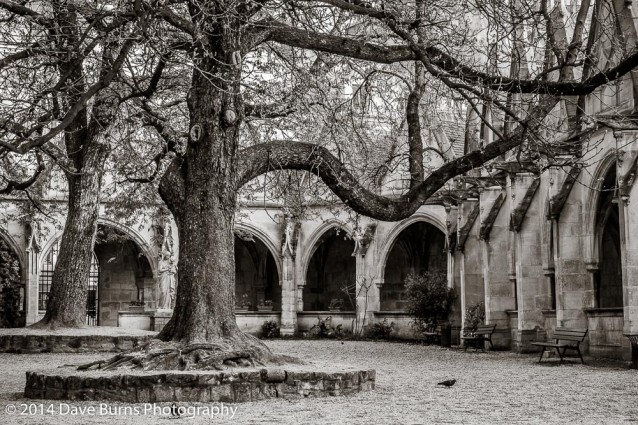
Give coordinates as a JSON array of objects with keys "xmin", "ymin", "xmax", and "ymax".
[
  {"xmin": 476, "ymin": 324, "xmax": 496, "ymax": 330},
  {"xmin": 531, "ymin": 342, "xmax": 577, "ymax": 348},
  {"xmin": 553, "ymin": 330, "xmax": 587, "ymax": 337},
  {"xmin": 553, "ymin": 335, "xmax": 586, "ymax": 342},
  {"xmin": 555, "ymin": 327, "xmax": 587, "ymax": 333}
]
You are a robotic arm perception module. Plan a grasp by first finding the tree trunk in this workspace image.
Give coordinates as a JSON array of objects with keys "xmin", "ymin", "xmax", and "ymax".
[
  {"xmin": 157, "ymin": 14, "xmax": 269, "ymax": 357},
  {"xmin": 35, "ymin": 137, "xmax": 110, "ymax": 328}
]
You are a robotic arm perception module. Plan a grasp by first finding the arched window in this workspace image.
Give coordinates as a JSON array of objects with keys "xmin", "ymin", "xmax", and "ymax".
[
  {"xmin": 0, "ymin": 237, "xmax": 25, "ymax": 327},
  {"xmin": 381, "ymin": 221, "xmax": 447, "ymax": 311},
  {"xmin": 594, "ymin": 167, "xmax": 622, "ymax": 308},
  {"xmin": 39, "ymin": 239, "xmax": 100, "ymax": 325},
  {"xmin": 304, "ymin": 228, "xmax": 356, "ymax": 311},
  {"xmin": 234, "ymin": 234, "xmax": 280, "ymax": 311}
]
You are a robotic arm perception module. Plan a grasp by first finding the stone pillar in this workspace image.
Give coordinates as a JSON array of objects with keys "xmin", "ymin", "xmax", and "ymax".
[
  {"xmin": 445, "ymin": 205, "xmax": 457, "ymax": 290},
  {"xmin": 280, "ymin": 253, "xmax": 297, "ymax": 336},
  {"xmin": 510, "ymin": 173, "xmax": 546, "ymax": 352},
  {"xmin": 479, "ymin": 186, "xmax": 512, "ymax": 348},
  {"xmin": 456, "ymin": 198, "xmax": 481, "ymax": 332},
  {"xmin": 354, "ymin": 253, "xmax": 367, "ymax": 335},
  {"xmin": 616, "ymin": 130, "xmax": 638, "ymax": 361},
  {"xmin": 352, "ymin": 223, "xmax": 377, "ymax": 335},
  {"xmin": 458, "ymin": 252, "xmax": 467, "ymax": 328},
  {"xmin": 24, "ymin": 247, "xmax": 39, "ymax": 325}
]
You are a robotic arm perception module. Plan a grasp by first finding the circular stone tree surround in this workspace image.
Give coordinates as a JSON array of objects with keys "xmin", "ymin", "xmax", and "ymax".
[{"xmin": 25, "ymin": 368, "xmax": 375, "ymax": 402}]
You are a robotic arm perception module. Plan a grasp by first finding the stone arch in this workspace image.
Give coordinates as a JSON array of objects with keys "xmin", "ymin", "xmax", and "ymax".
[
  {"xmin": 37, "ymin": 234, "xmax": 101, "ymax": 322},
  {"xmin": 590, "ymin": 163, "xmax": 623, "ymax": 308},
  {"xmin": 378, "ymin": 218, "xmax": 448, "ymax": 311},
  {"xmin": 0, "ymin": 228, "xmax": 26, "ymax": 326},
  {"xmin": 234, "ymin": 224, "xmax": 282, "ymax": 311},
  {"xmin": 300, "ymin": 219, "xmax": 355, "ymax": 280},
  {"xmin": 234, "ymin": 222, "xmax": 282, "ymax": 278},
  {"xmin": 302, "ymin": 220, "xmax": 357, "ymax": 311},
  {"xmin": 0, "ymin": 228, "xmax": 25, "ymax": 270},
  {"xmin": 98, "ymin": 218, "xmax": 158, "ymax": 278},
  {"xmin": 584, "ymin": 152, "xmax": 618, "ymax": 267},
  {"xmin": 94, "ymin": 224, "xmax": 154, "ymax": 325},
  {"xmin": 376, "ymin": 212, "xmax": 447, "ymax": 283}
]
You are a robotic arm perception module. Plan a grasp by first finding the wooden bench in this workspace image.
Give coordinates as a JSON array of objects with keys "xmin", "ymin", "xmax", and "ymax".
[
  {"xmin": 460, "ymin": 323, "xmax": 496, "ymax": 351},
  {"xmin": 531, "ymin": 327, "xmax": 588, "ymax": 364}
]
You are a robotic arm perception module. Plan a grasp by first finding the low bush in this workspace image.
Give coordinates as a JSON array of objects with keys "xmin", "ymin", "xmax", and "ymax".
[
  {"xmin": 306, "ymin": 316, "xmax": 343, "ymax": 339},
  {"xmin": 367, "ymin": 319, "xmax": 394, "ymax": 340},
  {"xmin": 261, "ymin": 320, "xmax": 281, "ymax": 338},
  {"xmin": 404, "ymin": 272, "xmax": 456, "ymax": 331}
]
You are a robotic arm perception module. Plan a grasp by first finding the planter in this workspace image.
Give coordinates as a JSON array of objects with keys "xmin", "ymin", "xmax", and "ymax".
[
  {"xmin": 235, "ymin": 308, "xmax": 250, "ymax": 313},
  {"xmin": 328, "ymin": 307, "xmax": 342, "ymax": 312},
  {"xmin": 128, "ymin": 306, "xmax": 145, "ymax": 313},
  {"xmin": 257, "ymin": 306, "xmax": 274, "ymax": 312}
]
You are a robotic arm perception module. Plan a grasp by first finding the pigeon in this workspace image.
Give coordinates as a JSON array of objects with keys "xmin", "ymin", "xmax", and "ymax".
[{"xmin": 437, "ymin": 379, "xmax": 456, "ymax": 387}]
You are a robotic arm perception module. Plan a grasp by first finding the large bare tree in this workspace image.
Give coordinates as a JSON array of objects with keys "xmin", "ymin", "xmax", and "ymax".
[
  {"xmin": 0, "ymin": 1, "xmax": 170, "ymax": 328},
  {"xmin": 4, "ymin": 0, "xmax": 637, "ymax": 367},
  {"xmin": 139, "ymin": 0, "xmax": 638, "ymax": 368}
]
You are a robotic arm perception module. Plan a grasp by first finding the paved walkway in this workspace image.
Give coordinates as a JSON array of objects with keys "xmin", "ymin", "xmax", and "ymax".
[{"xmin": 0, "ymin": 340, "xmax": 636, "ymax": 424}]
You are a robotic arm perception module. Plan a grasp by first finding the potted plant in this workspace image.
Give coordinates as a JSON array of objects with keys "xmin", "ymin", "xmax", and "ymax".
[
  {"xmin": 235, "ymin": 293, "xmax": 251, "ymax": 312},
  {"xmin": 129, "ymin": 300, "xmax": 145, "ymax": 312},
  {"xmin": 328, "ymin": 298, "xmax": 344, "ymax": 312},
  {"xmin": 257, "ymin": 299, "xmax": 274, "ymax": 312}
]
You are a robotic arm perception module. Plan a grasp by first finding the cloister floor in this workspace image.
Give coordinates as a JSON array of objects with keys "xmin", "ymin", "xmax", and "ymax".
[{"xmin": 0, "ymin": 339, "xmax": 635, "ymax": 424}]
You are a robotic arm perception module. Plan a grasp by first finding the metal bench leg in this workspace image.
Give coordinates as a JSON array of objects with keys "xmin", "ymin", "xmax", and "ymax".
[
  {"xmin": 577, "ymin": 347, "xmax": 585, "ymax": 365},
  {"xmin": 538, "ymin": 347, "xmax": 545, "ymax": 363},
  {"xmin": 556, "ymin": 347, "xmax": 565, "ymax": 363}
]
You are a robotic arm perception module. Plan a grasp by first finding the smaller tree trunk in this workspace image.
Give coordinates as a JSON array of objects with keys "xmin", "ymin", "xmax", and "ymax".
[{"xmin": 34, "ymin": 138, "xmax": 110, "ymax": 329}]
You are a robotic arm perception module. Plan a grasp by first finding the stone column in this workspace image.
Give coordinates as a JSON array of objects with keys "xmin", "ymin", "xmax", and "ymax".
[
  {"xmin": 23, "ymin": 224, "xmax": 41, "ymax": 326},
  {"xmin": 353, "ymin": 223, "xmax": 376, "ymax": 335},
  {"xmin": 279, "ymin": 253, "xmax": 297, "ymax": 336},
  {"xmin": 510, "ymin": 173, "xmax": 546, "ymax": 352},
  {"xmin": 616, "ymin": 130, "xmax": 638, "ymax": 362},
  {"xmin": 24, "ymin": 247, "xmax": 39, "ymax": 325},
  {"xmin": 456, "ymin": 198, "xmax": 481, "ymax": 332},
  {"xmin": 479, "ymin": 186, "xmax": 512, "ymax": 348},
  {"xmin": 354, "ymin": 253, "xmax": 367, "ymax": 335},
  {"xmin": 445, "ymin": 205, "xmax": 457, "ymax": 290}
]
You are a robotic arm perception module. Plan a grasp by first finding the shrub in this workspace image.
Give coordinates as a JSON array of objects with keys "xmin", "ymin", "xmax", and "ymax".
[
  {"xmin": 464, "ymin": 302, "xmax": 485, "ymax": 334},
  {"xmin": 261, "ymin": 320, "xmax": 280, "ymax": 338},
  {"xmin": 306, "ymin": 316, "xmax": 343, "ymax": 339},
  {"xmin": 404, "ymin": 272, "xmax": 456, "ymax": 331},
  {"xmin": 1, "ymin": 284, "xmax": 20, "ymax": 328},
  {"xmin": 367, "ymin": 319, "xmax": 394, "ymax": 340}
]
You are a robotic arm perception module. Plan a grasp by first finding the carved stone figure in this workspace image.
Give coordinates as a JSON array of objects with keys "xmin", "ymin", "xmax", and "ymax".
[
  {"xmin": 157, "ymin": 221, "xmax": 177, "ymax": 310},
  {"xmin": 281, "ymin": 214, "xmax": 300, "ymax": 258}
]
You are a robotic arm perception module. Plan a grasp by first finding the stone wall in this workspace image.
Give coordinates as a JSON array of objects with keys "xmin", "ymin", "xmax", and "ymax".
[
  {"xmin": 25, "ymin": 369, "xmax": 376, "ymax": 402},
  {"xmin": 0, "ymin": 334, "xmax": 153, "ymax": 353},
  {"xmin": 585, "ymin": 309, "xmax": 628, "ymax": 359}
]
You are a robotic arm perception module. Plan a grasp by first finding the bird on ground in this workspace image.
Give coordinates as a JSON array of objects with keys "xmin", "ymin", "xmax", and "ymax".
[{"xmin": 437, "ymin": 379, "xmax": 456, "ymax": 387}]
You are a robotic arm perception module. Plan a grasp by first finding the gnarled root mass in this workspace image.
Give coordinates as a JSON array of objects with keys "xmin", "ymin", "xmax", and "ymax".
[{"xmin": 78, "ymin": 338, "xmax": 301, "ymax": 372}]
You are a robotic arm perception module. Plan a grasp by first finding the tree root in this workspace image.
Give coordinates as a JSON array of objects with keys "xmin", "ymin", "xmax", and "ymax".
[{"xmin": 76, "ymin": 339, "xmax": 291, "ymax": 372}]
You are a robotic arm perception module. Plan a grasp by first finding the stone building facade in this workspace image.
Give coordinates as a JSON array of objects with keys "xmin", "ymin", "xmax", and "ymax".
[
  {"xmin": 2, "ymin": 136, "xmax": 637, "ymax": 362},
  {"xmin": 2, "ymin": 1, "xmax": 638, "ymax": 363}
]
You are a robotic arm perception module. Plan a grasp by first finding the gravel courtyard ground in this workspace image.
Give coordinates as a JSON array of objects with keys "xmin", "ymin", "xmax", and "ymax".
[{"xmin": 0, "ymin": 340, "xmax": 636, "ymax": 424}]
